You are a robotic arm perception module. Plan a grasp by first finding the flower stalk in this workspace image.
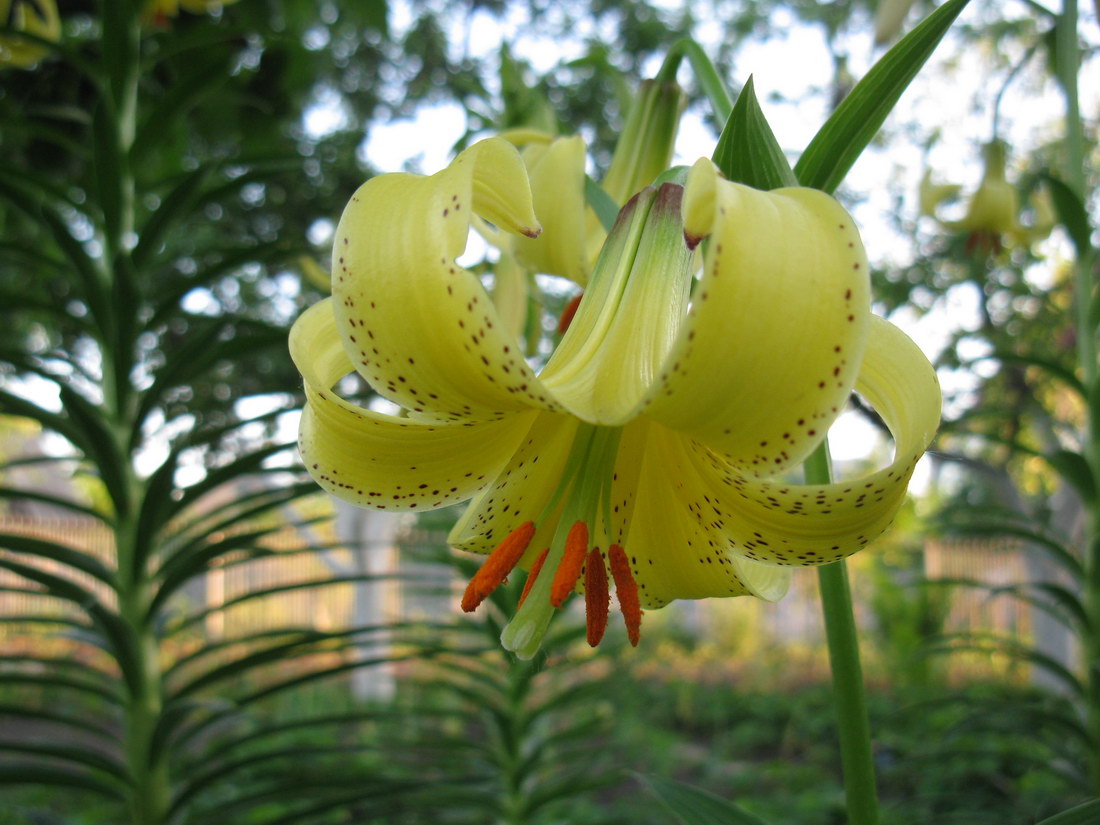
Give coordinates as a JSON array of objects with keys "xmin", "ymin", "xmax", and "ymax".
[{"xmin": 808, "ymin": 441, "xmax": 880, "ymax": 825}]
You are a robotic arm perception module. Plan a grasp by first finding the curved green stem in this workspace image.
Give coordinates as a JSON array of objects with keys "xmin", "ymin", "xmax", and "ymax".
[
  {"xmin": 990, "ymin": 41, "xmax": 1039, "ymax": 142},
  {"xmin": 805, "ymin": 440, "xmax": 880, "ymax": 825},
  {"xmin": 662, "ymin": 38, "xmax": 734, "ymax": 123}
]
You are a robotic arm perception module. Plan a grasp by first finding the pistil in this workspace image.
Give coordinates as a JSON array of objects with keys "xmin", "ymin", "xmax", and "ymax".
[
  {"xmin": 499, "ymin": 425, "xmax": 622, "ymax": 659},
  {"xmin": 518, "ymin": 548, "xmax": 550, "ymax": 606}
]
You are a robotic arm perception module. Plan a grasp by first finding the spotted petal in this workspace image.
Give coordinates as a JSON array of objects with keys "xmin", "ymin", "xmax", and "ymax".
[
  {"xmin": 659, "ymin": 316, "xmax": 939, "ymax": 580},
  {"xmin": 332, "ymin": 137, "xmax": 561, "ymax": 422},
  {"xmin": 643, "ymin": 158, "xmax": 871, "ymax": 477},
  {"xmin": 290, "ymin": 299, "xmax": 537, "ymax": 511},
  {"xmin": 611, "ymin": 420, "xmax": 792, "ymax": 608}
]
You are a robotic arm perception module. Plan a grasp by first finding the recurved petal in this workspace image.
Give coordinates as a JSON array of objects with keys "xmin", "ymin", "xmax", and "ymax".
[
  {"xmin": 290, "ymin": 299, "xmax": 537, "ymax": 511},
  {"xmin": 605, "ymin": 421, "xmax": 792, "ymax": 609},
  {"xmin": 675, "ymin": 315, "xmax": 940, "ymax": 569},
  {"xmin": 512, "ymin": 136, "xmax": 592, "ymax": 285},
  {"xmin": 642, "ymin": 158, "xmax": 871, "ymax": 477},
  {"xmin": 332, "ymin": 137, "xmax": 562, "ymax": 422}
]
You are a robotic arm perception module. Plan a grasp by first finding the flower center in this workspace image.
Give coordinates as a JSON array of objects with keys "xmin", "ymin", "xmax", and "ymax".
[{"xmin": 459, "ymin": 423, "xmax": 642, "ymax": 659}]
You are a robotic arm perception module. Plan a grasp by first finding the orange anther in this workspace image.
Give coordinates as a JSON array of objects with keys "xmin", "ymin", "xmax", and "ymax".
[
  {"xmin": 518, "ymin": 548, "xmax": 550, "ymax": 607},
  {"xmin": 608, "ymin": 544, "xmax": 642, "ymax": 646},
  {"xmin": 461, "ymin": 521, "xmax": 536, "ymax": 612},
  {"xmin": 549, "ymin": 521, "xmax": 589, "ymax": 607},
  {"xmin": 584, "ymin": 548, "xmax": 609, "ymax": 646},
  {"xmin": 557, "ymin": 293, "xmax": 583, "ymax": 335}
]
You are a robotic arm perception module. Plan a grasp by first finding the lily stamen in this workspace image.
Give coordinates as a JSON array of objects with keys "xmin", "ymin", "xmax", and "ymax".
[
  {"xmin": 608, "ymin": 544, "xmax": 642, "ymax": 646},
  {"xmin": 557, "ymin": 292, "xmax": 583, "ymax": 334},
  {"xmin": 518, "ymin": 548, "xmax": 550, "ymax": 607},
  {"xmin": 461, "ymin": 521, "xmax": 536, "ymax": 612},
  {"xmin": 549, "ymin": 521, "xmax": 590, "ymax": 607},
  {"xmin": 584, "ymin": 547, "xmax": 610, "ymax": 646}
]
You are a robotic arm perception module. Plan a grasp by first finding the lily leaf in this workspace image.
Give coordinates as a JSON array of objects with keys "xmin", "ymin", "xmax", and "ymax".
[
  {"xmin": 638, "ymin": 774, "xmax": 772, "ymax": 825},
  {"xmin": 712, "ymin": 76, "xmax": 797, "ymax": 191},
  {"xmin": 584, "ymin": 175, "xmax": 620, "ymax": 232},
  {"xmin": 1040, "ymin": 172, "xmax": 1093, "ymax": 255},
  {"xmin": 1036, "ymin": 799, "xmax": 1100, "ymax": 825},
  {"xmin": 795, "ymin": 0, "xmax": 970, "ymax": 193}
]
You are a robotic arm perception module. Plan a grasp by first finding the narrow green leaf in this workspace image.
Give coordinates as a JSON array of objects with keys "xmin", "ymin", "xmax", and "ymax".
[
  {"xmin": 133, "ymin": 320, "xmax": 288, "ymax": 436},
  {"xmin": 0, "ymin": 704, "xmax": 116, "ymax": 739},
  {"xmin": 131, "ymin": 57, "xmax": 231, "ymax": 162},
  {"xmin": 149, "ymin": 526, "xmax": 288, "ymax": 616},
  {"xmin": 132, "ymin": 411, "xmax": 296, "ymax": 569},
  {"xmin": 1040, "ymin": 173, "xmax": 1093, "ymax": 254},
  {"xmin": 0, "ymin": 487, "xmax": 112, "ymax": 523},
  {"xmin": 146, "ymin": 240, "xmax": 296, "ymax": 329},
  {"xmin": 981, "ymin": 350, "xmax": 1084, "ymax": 398},
  {"xmin": 169, "ymin": 744, "xmax": 386, "ymax": 817},
  {"xmin": 794, "ymin": 0, "xmax": 970, "ymax": 193},
  {"xmin": 0, "ymin": 534, "xmax": 116, "ymax": 589},
  {"xmin": 0, "ymin": 763, "xmax": 127, "ymax": 800},
  {"xmin": 712, "ymin": 77, "xmax": 797, "ymax": 190},
  {"xmin": 0, "ymin": 181, "xmax": 106, "ymax": 322},
  {"xmin": 0, "ymin": 740, "xmax": 130, "ymax": 784},
  {"xmin": 639, "ymin": 774, "xmax": 773, "ymax": 825},
  {"xmin": 0, "ymin": 672, "xmax": 120, "ymax": 704},
  {"xmin": 937, "ymin": 517, "xmax": 1082, "ymax": 578},
  {"xmin": 195, "ymin": 782, "xmax": 425, "ymax": 825},
  {"xmin": 56, "ymin": 400, "xmax": 129, "ymax": 518},
  {"xmin": 0, "ymin": 555, "xmax": 104, "ymax": 609},
  {"xmin": 162, "ymin": 480, "xmax": 315, "ymax": 554},
  {"xmin": 132, "ymin": 166, "xmax": 212, "ymax": 268},
  {"xmin": 1036, "ymin": 799, "xmax": 1100, "ymax": 825},
  {"xmin": 170, "ymin": 652, "xmax": 430, "ymax": 751},
  {"xmin": 927, "ymin": 633, "xmax": 1085, "ymax": 697},
  {"xmin": 674, "ymin": 38, "xmax": 734, "ymax": 123},
  {"xmin": 167, "ymin": 574, "xmax": 392, "ymax": 634},
  {"xmin": 585, "ymin": 175, "xmax": 620, "ymax": 232},
  {"xmin": 162, "ymin": 443, "xmax": 291, "ymax": 524},
  {"xmin": 1046, "ymin": 449, "xmax": 1095, "ymax": 501}
]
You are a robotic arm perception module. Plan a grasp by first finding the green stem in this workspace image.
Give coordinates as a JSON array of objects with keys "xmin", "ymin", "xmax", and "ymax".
[
  {"xmin": 99, "ymin": 5, "xmax": 169, "ymax": 823},
  {"xmin": 990, "ymin": 41, "xmax": 1039, "ymax": 142},
  {"xmin": 805, "ymin": 440, "xmax": 880, "ymax": 825},
  {"xmin": 663, "ymin": 38, "xmax": 734, "ymax": 123},
  {"xmin": 1055, "ymin": 0, "xmax": 1100, "ymax": 793}
]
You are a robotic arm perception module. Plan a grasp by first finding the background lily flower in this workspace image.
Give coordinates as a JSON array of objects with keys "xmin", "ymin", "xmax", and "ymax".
[
  {"xmin": 0, "ymin": 0, "xmax": 59, "ymax": 69},
  {"xmin": 951, "ymin": 141, "xmax": 1020, "ymax": 235},
  {"xmin": 289, "ymin": 138, "xmax": 941, "ymax": 658}
]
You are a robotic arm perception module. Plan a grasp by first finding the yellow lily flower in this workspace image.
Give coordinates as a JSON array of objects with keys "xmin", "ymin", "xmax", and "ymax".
[
  {"xmin": 873, "ymin": 0, "xmax": 918, "ymax": 45},
  {"xmin": 145, "ymin": 0, "xmax": 237, "ymax": 23},
  {"xmin": 952, "ymin": 141, "xmax": 1019, "ymax": 235},
  {"xmin": 918, "ymin": 169, "xmax": 960, "ymax": 218},
  {"xmin": 0, "ymin": 0, "xmax": 59, "ymax": 69},
  {"xmin": 289, "ymin": 138, "xmax": 941, "ymax": 658}
]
